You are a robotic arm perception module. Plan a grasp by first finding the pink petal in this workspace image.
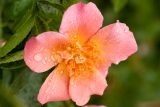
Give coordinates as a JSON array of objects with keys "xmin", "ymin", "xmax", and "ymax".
[
  {"xmin": 97, "ymin": 61, "xmax": 111, "ymax": 77},
  {"xmin": 69, "ymin": 71, "xmax": 107, "ymax": 106},
  {"xmin": 24, "ymin": 32, "xmax": 68, "ymax": 72},
  {"xmin": 37, "ymin": 63, "xmax": 70, "ymax": 104},
  {"xmin": 89, "ymin": 21, "xmax": 138, "ymax": 64},
  {"xmin": 59, "ymin": 2, "xmax": 103, "ymax": 44}
]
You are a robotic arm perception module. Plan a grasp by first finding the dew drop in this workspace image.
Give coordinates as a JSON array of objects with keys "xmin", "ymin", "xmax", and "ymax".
[
  {"xmin": 59, "ymin": 70, "xmax": 63, "ymax": 74},
  {"xmin": 124, "ymin": 27, "xmax": 129, "ymax": 32},
  {"xmin": 116, "ymin": 20, "xmax": 120, "ymax": 23},
  {"xmin": 115, "ymin": 30, "xmax": 120, "ymax": 33},
  {"xmin": 42, "ymin": 60, "xmax": 47, "ymax": 64},
  {"xmin": 70, "ymin": 80, "xmax": 76, "ymax": 87},
  {"xmin": 44, "ymin": 57, "xmax": 48, "ymax": 60},
  {"xmin": 54, "ymin": 53, "xmax": 62, "ymax": 62},
  {"xmin": 45, "ymin": 88, "xmax": 50, "ymax": 93},
  {"xmin": 67, "ymin": 47, "xmax": 71, "ymax": 50},
  {"xmin": 124, "ymin": 30, "xmax": 128, "ymax": 32},
  {"xmin": 34, "ymin": 53, "xmax": 42, "ymax": 61},
  {"xmin": 47, "ymin": 58, "xmax": 51, "ymax": 62},
  {"xmin": 28, "ymin": 60, "xmax": 31, "ymax": 63},
  {"xmin": 51, "ymin": 56, "xmax": 56, "ymax": 62},
  {"xmin": 115, "ymin": 61, "xmax": 120, "ymax": 65},
  {"xmin": 44, "ymin": 49, "xmax": 48, "ymax": 52},
  {"xmin": 40, "ymin": 47, "xmax": 44, "ymax": 51}
]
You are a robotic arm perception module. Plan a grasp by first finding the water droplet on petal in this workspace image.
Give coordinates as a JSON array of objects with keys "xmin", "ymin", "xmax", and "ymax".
[
  {"xmin": 59, "ymin": 70, "xmax": 63, "ymax": 74},
  {"xmin": 51, "ymin": 56, "xmax": 56, "ymax": 62},
  {"xmin": 45, "ymin": 88, "xmax": 50, "ymax": 93},
  {"xmin": 115, "ymin": 61, "xmax": 120, "ymax": 64},
  {"xmin": 40, "ymin": 47, "xmax": 44, "ymax": 51},
  {"xmin": 45, "ymin": 57, "xmax": 48, "ymax": 60},
  {"xmin": 47, "ymin": 58, "xmax": 51, "ymax": 62},
  {"xmin": 28, "ymin": 60, "xmax": 31, "ymax": 63},
  {"xmin": 70, "ymin": 80, "xmax": 76, "ymax": 87},
  {"xmin": 67, "ymin": 47, "xmax": 71, "ymax": 50},
  {"xmin": 34, "ymin": 53, "xmax": 42, "ymax": 61},
  {"xmin": 124, "ymin": 30, "xmax": 128, "ymax": 32},
  {"xmin": 55, "ymin": 54, "xmax": 62, "ymax": 62},
  {"xmin": 42, "ymin": 60, "xmax": 47, "ymax": 64},
  {"xmin": 115, "ymin": 29, "xmax": 120, "ymax": 33},
  {"xmin": 116, "ymin": 20, "xmax": 120, "ymax": 23},
  {"xmin": 44, "ymin": 49, "xmax": 48, "ymax": 52}
]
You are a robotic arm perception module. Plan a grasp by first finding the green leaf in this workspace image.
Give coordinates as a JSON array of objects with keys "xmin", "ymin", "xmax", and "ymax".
[
  {"xmin": 0, "ymin": 0, "xmax": 4, "ymax": 38},
  {"xmin": 12, "ymin": 0, "xmax": 33, "ymax": 17},
  {"xmin": 0, "ymin": 82, "xmax": 26, "ymax": 107},
  {"xmin": 37, "ymin": 0, "xmax": 79, "ymax": 31},
  {"xmin": 11, "ymin": 68, "xmax": 48, "ymax": 107},
  {"xmin": 4, "ymin": 0, "xmax": 33, "ymax": 20},
  {"xmin": 112, "ymin": 0, "xmax": 128, "ymax": 12},
  {"xmin": 0, "ymin": 16, "xmax": 35, "ymax": 58},
  {"xmin": 37, "ymin": 1, "xmax": 63, "ymax": 18},
  {"xmin": 2, "ymin": 69, "xmax": 12, "ymax": 85},
  {"xmin": 32, "ymin": 15, "xmax": 50, "ymax": 35},
  {"xmin": 12, "ymin": 9, "xmax": 33, "ymax": 32},
  {"xmin": 38, "ymin": 0, "xmax": 65, "ymax": 12},
  {"xmin": 61, "ymin": 0, "xmax": 79, "ymax": 9},
  {"xmin": 0, "ymin": 50, "xmax": 23, "ymax": 64},
  {"xmin": 37, "ymin": 1, "xmax": 63, "ymax": 30},
  {"xmin": 0, "ymin": 60, "xmax": 25, "ymax": 70}
]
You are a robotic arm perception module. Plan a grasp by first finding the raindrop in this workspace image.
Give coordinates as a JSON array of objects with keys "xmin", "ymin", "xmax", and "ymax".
[
  {"xmin": 115, "ymin": 30, "xmax": 120, "ymax": 33},
  {"xmin": 51, "ymin": 56, "xmax": 56, "ymax": 62},
  {"xmin": 124, "ymin": 30, "xmax": 128, "ymax": 32},
  {"xmin": 34, "ymin": 53, "xmax": 42, "ymax": 61},
  {"xmin": 42, "ymin": 60, "xmax": 47, "ymax": 64},
  {"xmin": 45, "ymin": 88, "xmax": 50, "ymax": 93},
  {"xmin": 59, "ymin": 70, "xmax": 63, "ymax": 74},
  {"xmin": 70, "ymin": 80, "xmax": 76, "ymax": 87},
  {"xmin": 45, "ymin": 57, "xmax": 48, "ymax": 60},
  {"xmin": 67, "ymin": 47, "xmax": 71, "ymax": 50},
  {"xmin": 28, "ymin": 60, "xmax": 31, "ymax": 63},
  {"xmin": 44, "ymin": 49, "xmax": 48, "ymax": 52},
  {"xmin": 47, "ymin": 58, "xmax": 52, "ymax": 62},
  {"xmin": 40, "ymin": 47, "xmax": 44, "ymax": 51},
  {"xmin": 115, "ymin": 61, "xmax": 120, "ymax": 65}
]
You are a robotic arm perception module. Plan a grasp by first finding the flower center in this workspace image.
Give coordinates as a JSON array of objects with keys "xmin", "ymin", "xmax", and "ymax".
[
  {"xmin": 74, "ymin": 54, "xmax": 86, "ymax": 64},
  {"xmin": 57, "ymin": 40, "xmax": 104, "ymax": 78},
  {"xmin": 59, "ymin": 41, "xmax": 86, "ymax": 64}
]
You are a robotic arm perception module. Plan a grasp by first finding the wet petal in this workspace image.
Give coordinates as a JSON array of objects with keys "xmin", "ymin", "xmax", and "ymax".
[
  {"xmin": 69, "ymin": 70, "xmax": 107, "ymax": 106},
  {"xmin": 37, "ymin": 63, "xmax": 70, "ymax": 104},
  {"xmin": 60, "ymin": 2, "xmax": 103, "ymax": 44},
  {"xmin": 24, "ymin": 31, "xmax": 68, "ymax": 72},
  {"xmin": 97, "ymin": 61, "xmax": 111, "ymax": 77},
  {"xmin": 89, "ymin": 21, "xmax": 138, "ymax": 64}
]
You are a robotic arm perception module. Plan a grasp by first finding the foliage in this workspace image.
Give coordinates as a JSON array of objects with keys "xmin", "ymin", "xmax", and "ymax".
[{"xmin": 0, "ymin": 0, "xmax": 160, "ymax": 107}]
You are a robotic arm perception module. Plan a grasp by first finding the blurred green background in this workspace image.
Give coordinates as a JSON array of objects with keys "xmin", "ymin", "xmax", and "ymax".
[{"xmin": 0, "ymin": 0, "xmax": 160, "ymax": 107}]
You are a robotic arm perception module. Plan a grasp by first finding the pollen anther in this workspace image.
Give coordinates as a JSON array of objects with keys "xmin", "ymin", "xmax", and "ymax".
[{"xmin": 75, "ymin": 55, "xmax": 86, "ymax": 64}]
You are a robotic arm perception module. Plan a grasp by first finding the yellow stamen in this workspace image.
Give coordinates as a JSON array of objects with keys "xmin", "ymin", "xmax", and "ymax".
[
  {"xmin": 75, "ymin": 54, "xmax": 86, "ymax": 64},
  {"xmin": 59, "ymin": 37, "xmax": 104, "ymax": 79}
]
